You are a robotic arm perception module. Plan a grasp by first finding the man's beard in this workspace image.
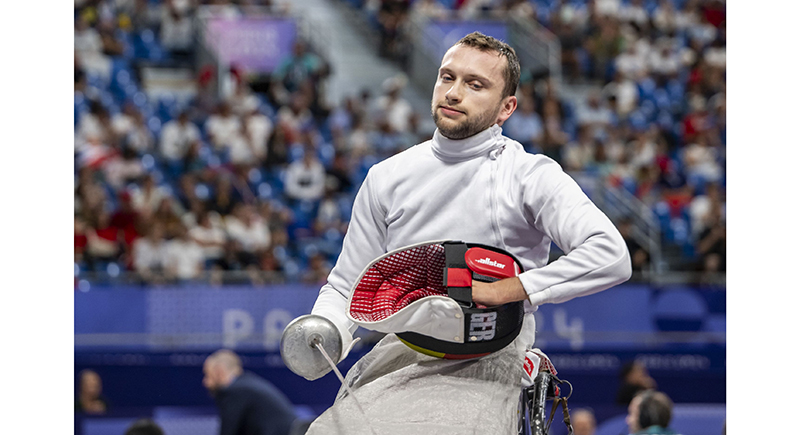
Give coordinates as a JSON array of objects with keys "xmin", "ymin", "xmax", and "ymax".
[{"xmin": 431, "ymin": 102, "xmax": 501, "ymax": 140}]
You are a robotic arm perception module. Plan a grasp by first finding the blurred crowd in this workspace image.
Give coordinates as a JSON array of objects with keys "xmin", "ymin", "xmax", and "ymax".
[
  {"xmin": 351, "ymin": 0, "xmax": 726, "ymax": 278},
  {"xmin": 74, "ymin": 0, "xmax": 725, "ymax": 287},
  {"xmin": 74, "ymin": 0, "xmax": 430, "ymax": 287}
]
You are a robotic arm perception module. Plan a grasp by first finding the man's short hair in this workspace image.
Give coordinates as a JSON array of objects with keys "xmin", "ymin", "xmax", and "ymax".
[
  {"xmin": 125, "ymin": 419, "xmax": 164, "ymax": 435},
  {"xmin": 636, "ymin": 390, "xmax": 673, "ymax": 429},
  {"xmin": 455, "ymin": 32, "xmax": 520, "ymax": 99}
]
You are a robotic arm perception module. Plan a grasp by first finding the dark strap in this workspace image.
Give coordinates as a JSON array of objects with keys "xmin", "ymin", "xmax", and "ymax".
[{"xmin": 443, "ymin": 242, "xmax": 472, "ymax": 305}]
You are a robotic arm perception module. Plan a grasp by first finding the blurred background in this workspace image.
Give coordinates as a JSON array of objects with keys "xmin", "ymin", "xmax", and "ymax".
[{"xmin": 73, "ymin": 0, "xmax": 725, "ymax": 433}]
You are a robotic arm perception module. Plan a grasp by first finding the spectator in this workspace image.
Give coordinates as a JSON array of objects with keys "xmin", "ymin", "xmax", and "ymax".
[
  {"xmin": 242, "ymin": 101, "xmax": 273, "ymax": 164},
  {"xmin": 696, "ymin": 202, "xmax": 725, "ymax": 275},
  {"xmin": 132, "ymin": 222, "xmax": 168, "ymax": 284},
  {"xmin": 572, "ymin": 408, "xmax": 597, "ymax": 435},
  {"xmin": 104, "ymin": 146, "xmax": 146, "ymax": 191},
  {"xmin": 160, "ymin": 110, "xmax": 201, "ymax": 171},
  {"xmin": 576, "ymin": 91, "xmax": 613, "ymax": 136},
  {"xmin": 85, "ymin": 209, "xmax": 121, "ymax": 271},
  {"xmin": 374, "ymin": 75, "xmax": 414, "ymax": 134},
  {"xmin": 618, "ymin": 218, "xmax": 650, "ymax": 272},
  {"xmin": 272, "ymin": 40, "xmax": 324, "ymax": 95},
  {"xmin": 206, "ymin": 102, "xmax": 242, "ymax": 151},
  {"xmin": 164, "ymin": 224, "xmax": 205, "ymax": 283},
  {"xmin": 284, "ymin": 148, "xmax": 326, "ymax": 203},
  {"xmin": 503, "ymin": 96, "xmax": 543, "ymax": 151},
  {"xmin": 160, "ymin": 0, "xmax": 195, "ymax": 60},
  {"xmin": 74, "ymin": 14, "xmax": 112, "ymax": 80},
  {"xmin": 202, "ymin": 349, "xmax": 299, "ymax": 435},
  {"xmin": 302, "ymin": 253, "xmax": 332, "ymax": 285},
  {"xmin": 75, "ymin": 369, "xmax": 108, "ymax": 415},
  {"xmin": 616, "ymin": 361, "xmax": 657, "ymax": 406},
  {"xmin": 626, "ymin": 390, "xmax": 679, "ymax": 435},
  {"xmin": 224, "ymin": 203, "xmax": 271, "ymax": 265},
  {"xmin": 124, "ymin": 419, "xmax": 165, "ymax": 435},
  {"xmin": 190, "ymin": 210, "xmax": 228, "ymax": 269},
  {"xmin": 131, "ymin": 174, "xmax": 169, "ymax": 220}
]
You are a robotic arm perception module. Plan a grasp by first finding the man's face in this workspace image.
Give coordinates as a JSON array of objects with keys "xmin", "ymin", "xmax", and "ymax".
[
  {"xmin": 431, "ymin": 44, "xmax": 517, "ymax": 140},
  {"xmin": 202, "ymin": 361, "xmax": 221, "ymax": 394},
  {"xmin": 626, "ymin": 395, "xmax": 643, "ymax": 433}
]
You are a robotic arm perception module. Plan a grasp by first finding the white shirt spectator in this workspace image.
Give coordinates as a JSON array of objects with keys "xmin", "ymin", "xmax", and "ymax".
[
  {"xmin": 617, "ymin": 0, "xmax": 648, "ymax": 27},
  {"xmin": 161, "ymin": 117, "xmax": 201, "ymax": 161},
  {"xmin": 603, "ymin": 76, "xmax": 638, "ymax": 116},
  {"xmin": 375, "ymin": 94, "xmax": 414, "ymax": 134},
  {"xmin": 649, "ymin": 48, "xmax": 681, "ymax": 77},
  {"xmin": 284, "ymin": 156, "xmax": 327, "ymax": 202},
  {"xmin": 224, "ymin": 212, "xmax": 271, "ymax": 253},
  {"xmin": 615, "ymin": 47, "xmax": 648, "ymax": 80},
  {"xmin": 244, "ymin": 112, "xmax": 273, "ymax": 162},
  {"xmin": 164, "ymin": 236, "xmax": 205, "ymax": 280},
  {"xmin": 189, "ymin": 220, "xmax": 227, "ymax": 260},
  {"xmin": 133, "ymin": 236, "xmax": 167, "ymax": 275},
  {"xmin": 160, "ymin": 0, "xmax": 194, "ymax": 51},
  {"xmin": 205, "ymin": 112, "xmax": 241, "ymax": 149}
]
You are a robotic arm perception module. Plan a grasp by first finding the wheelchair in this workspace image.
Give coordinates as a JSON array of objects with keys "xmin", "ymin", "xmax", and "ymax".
[{"xmin": 519, "ymin": 371, "xmax": 574, "ymax": 435}]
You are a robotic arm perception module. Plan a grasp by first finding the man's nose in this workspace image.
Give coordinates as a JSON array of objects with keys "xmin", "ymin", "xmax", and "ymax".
[{"xmin": 445, "ymin": 82, "xmax": 462, "ymax": 104}]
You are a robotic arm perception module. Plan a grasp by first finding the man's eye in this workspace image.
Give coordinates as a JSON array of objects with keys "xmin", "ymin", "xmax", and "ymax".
[
  {"xmin": 470, "ymin": 82, "xmax": 483, "ymax": 90},
  {"xmin": 441, "ymin": 75, "xmax": 453, "ymax": 82}
]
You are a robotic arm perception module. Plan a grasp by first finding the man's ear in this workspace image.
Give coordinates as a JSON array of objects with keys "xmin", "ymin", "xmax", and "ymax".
[{"xmin": 496, "ymin": 95, "xmax": 518, "ymax": 127}]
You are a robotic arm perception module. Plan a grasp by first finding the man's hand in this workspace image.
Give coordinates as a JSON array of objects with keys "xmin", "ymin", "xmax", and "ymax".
[{"xmin": 472, "ymin": 277, "xmax": 528, "ymax": 307}]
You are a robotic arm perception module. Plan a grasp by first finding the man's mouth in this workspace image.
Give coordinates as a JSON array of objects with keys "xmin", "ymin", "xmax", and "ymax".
[{"xmin": 439, "ymin": 106, "xmax": 465, "ymax": 116}]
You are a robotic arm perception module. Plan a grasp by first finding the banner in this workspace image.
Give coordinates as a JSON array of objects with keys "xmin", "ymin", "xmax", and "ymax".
[
  {"xmin": 75, "ymin": 284, "xmax": 725, "ymax": 352},
  {"xmin": 204, "ymin": 17, "xmax": 297, "ymax": 73}
]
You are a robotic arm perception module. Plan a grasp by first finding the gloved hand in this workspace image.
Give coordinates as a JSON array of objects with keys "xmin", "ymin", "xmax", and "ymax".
[{"xmin": 280, "ymin": 314, "xmax": 355, "ymax": 381}]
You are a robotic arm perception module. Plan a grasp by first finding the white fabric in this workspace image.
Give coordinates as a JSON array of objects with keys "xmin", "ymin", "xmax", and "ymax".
[
  {"xmin": 305, "ymin": 314, "xmax": 536, "ymax": 434},
  {"xmin": 160, "ymin": 120, "xmax": 200, "ymax": 161},
  {"xmin": 312, "ymin": 123, "xmax": 631, "ymax": 352}
]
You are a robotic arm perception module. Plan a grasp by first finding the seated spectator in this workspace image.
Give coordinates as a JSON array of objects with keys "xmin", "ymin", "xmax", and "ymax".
[
  {"xmin": 563, "ymin": 125, "xmax": 596, "ymax": 172},
  {"xmin": 626, "ymin": 390, "xmax": 679, "ymax": 435},
  {"xmin": 696, "ymin": 202, "xmax": 725, "ymax": 274},
  {"xmin": 576, "ymin": 91, "xmax": 613, "ymax": 136},
  {"xmin": 603, "ymin": 72, "xmax": 639, "ymax": 118},
  {"xmin": 85, "ymin": 209, "xmax": 121, "ymax": 271},
  {"xmin": 503, "ymin": 96, "xmax": 543, "ymax": 151},
  {"xmin": 242, "ymin": 100, "xmax": 273, "ymax": 163},
  {"xmin": 164, "ymin": 224, "xmax": 205, "ymax": 283},
  {"xmin": 190, "ymin": 210, "xmax": 228, "ymax": 269},
  {"xmin": 124, "ymin": 418, "xmax": 164, "ymax": 435},
  {"xmin": 272, "ymin": 40, "xmax": 324, "ymax": 95},
  {"xmin": 74, "ymin": 15, "xmax": 111, "ymax": 81},
  {"xmin": 75, "ymin": 369, "xmax": 108, "ymax": 415},
  {"xmin": 205, "ymin": 102, "xmax": 241, "ymax": 151},
  {"xmin": 616, "ymin": 361, "xmax": 657, "ymax": 406},
  {"xmin": 224, "ymin": 203, "xmax": 271, "ymax": 264},
  {"xmin": 284, "ymin": 148, "xmax": 326, "ymax": 203},
  {"xmin": 160, "ymin": 0, "xmax": 195, "ymax": 60},
  {"xmin": 618, "ymin": 218, "xmax": 650, "ymax": 272},
  {"xmin": 131, "ymin": 173, "xmax": 169, "ymax": 220},
  {"xmin": 75, "ymin": 215, "xmax": 89, "ymax": 267},
  {"xmin": 374, "ymin": 75, "xmax": 413, "ymax": 134},
  {"xmin": 302, "ymin": 253, "xmax": 332, "ymax": 285},
  {"xmin": 571, "ymin": 408, "xmax": 597, "ymax": 435},
  {"xmin": 276, "ymin": 93, "xmax": 313, "ymax": 145},
  {"xmin": 132, "ymin": 222, "xmax": 168, "ymax": 284},
  {"xmin": 152, "ymin": 196, "xmax": 186, "ymax": 239},
  {"xmin": 103, "ymin": 146, "xmax": 146, "ymax": 191},
  {"xmin": 160, "ymin": 110, "xmax": 201, "ymax": 174}
]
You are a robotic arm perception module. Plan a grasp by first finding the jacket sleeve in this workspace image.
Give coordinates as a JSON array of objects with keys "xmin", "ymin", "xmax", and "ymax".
[
  {"xmin": 518, "ymin": 159, "xmax": 632, "ymax": 306},
  {"xmin": 311, "ymin": 166, "xmax": 388, "ymax": 341}
]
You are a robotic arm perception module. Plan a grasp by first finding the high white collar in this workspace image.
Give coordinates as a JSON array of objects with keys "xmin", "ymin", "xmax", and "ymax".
[{"xmin": 431, "ymin": 124, "xmax": 505, "ymax": 163}]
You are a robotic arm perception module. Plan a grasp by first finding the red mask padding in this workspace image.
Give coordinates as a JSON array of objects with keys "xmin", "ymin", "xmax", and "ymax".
[{"xmin": 349, "ymin": 243, "xmax": 447, "ymax": 323}]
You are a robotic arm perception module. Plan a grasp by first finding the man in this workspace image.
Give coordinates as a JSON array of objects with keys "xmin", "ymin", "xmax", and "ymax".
[
  {"xmin": 288, "ymin": 32, "xmax": 631, "ymax": 433},
  {"xmin": 626, "ymin": 390, "xmax": 681, "ymax": 435},
  {"xmin": 203, "ymin": 350, "xmax": 299, "ymax": 435},
  {"xmin": 572, "ymin": 408, "xmax": 598, "ymax": 435}
]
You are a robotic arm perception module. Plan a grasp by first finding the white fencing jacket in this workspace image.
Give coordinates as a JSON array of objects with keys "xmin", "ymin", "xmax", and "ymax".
[{"xmin": 311, "ymin": 124, "xmax": 631, "ymax": 354}]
